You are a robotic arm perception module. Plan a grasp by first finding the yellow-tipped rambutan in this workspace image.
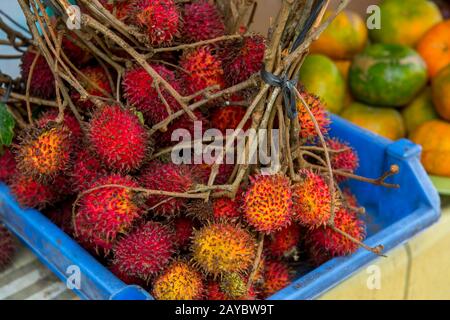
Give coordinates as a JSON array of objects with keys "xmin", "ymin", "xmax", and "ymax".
[
  {"xmin": 191, "ymin": 222, "xmax": 256, "ymax": 276},
  {"xmin": 243, "ymin": 173, "xmax": 293, "ymax": 234},
  {"xmin": 206, "ymin": 280, "xmax": 257, "ymax": 300},
  {"xmin": 296, "ymin": 91, "xmax": 330, "ymax": 140},
  {"xmin": 152, "ymin": 261, "xmax": 204, "ymax": 300},
  {"xmin": 219, "ymin": 273, "xmax": 248, "ymax": 299}
]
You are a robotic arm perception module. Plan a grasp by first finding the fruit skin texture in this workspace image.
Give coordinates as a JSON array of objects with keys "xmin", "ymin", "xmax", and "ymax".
[
  {"xmin": 212, "ymin": 197, "xmax": 241, "ymax": 221},
  {"xmin": 36, "ymin": 110, "xmax": 83, "ymax": 142},
  {"xmin": 411, "ymin": 120, "xmax": 450, "ymax": 177},
  {"xmin": 88, "ymin": 105, "xmax": 149, "ymax": 173},
  {"xmin": 20, "ymin": 50, "xmax": 55, "ymax": 99},
  {"xmin": 266, "ymin": 224, "xmax": 301, "ymax": 259},
  {"xmin": 183, "ymin": 1, "xmax": 225, "ymax": 42},
  {"xmin": 219, "ymin": 273, "xmax": 249, "ymax": 299},
  {"xmin": 16, "ymin": 124, "xmax": 73, "ymax": 182},
  {"xmin": 243, "ymin": 174, "xmax": 293, "ymax": 234},
  {"xmin": 296, "ymin": 91, "xmax": 330, "ymax": 140},
  {"xmin": 152, "ymin": 261, "xmax": 204, "ymax": 300},
  {"xmin": 211, "ymin": 105, "xmax": 250, "ymax": 134},
  {"xmin": 99, "ymin": 0, "xmax": 131, "ymax": 21},
  {"xmin": 0, "ymin": 149, "xmax": 17, "ymax": 184},
  {"xmin": 112, "ymin": 222, "xmax": 175, "ymax": 282},
  {"xmin": 71, "ymin": 149, "xmax": 108, "ymax": 192},
  {"xmin": 74, "ymin": 174, "xmax": 144, "ymax": 251},
  {"xmin": 172, "ymin": 217, "xmax": 194, "ymax": 249},
  {"xmin": 0, "ymin": 224, "xmax": 15, "ymax": 271},
  {"xmin": 130, "ymin": 0, "xmax": 180, "ymax": 46},
  {"xmin": 310, "ymin": 10, "xmax": 367, "ymax": 59},
  {"xmin": 327, "ymin": 138, "xmax": 359, "ymax": 181},
  {"xmin": 139, "ymin": 162, "xmax": 193, "ymax": 216},
  {"xmin": 10, "ymin": 174, "xmax": 58, "ymax": 209},
  {"xmin": 261, "ymin": 260, "xmax": 291, "ymax": 298},
  {"xmin": 432, "ymin": 64, "xmax": 450, "ymax": 121},
  {"xmin": 71, "ymin": 66, "xmax": 112, "ymax": 109},
  {"xmin": 307, "ymin": 208, "xmax": 366, "ymax": 257},
  {"xmin": 292, "ymin": 170, "xmax": 332, "ymax": 229},
  {"xmin": 180, "ymin": 47, "xmax": 224, "ymax": 95},
  {"xmin": 369, "ymin": 0, "xmax": 442, "ymax": 47},
  {"xmin": 417, "ymin": 20, "xmax": 450, "ymax": 78},
  {"xmin": 402, "ymin": 87, "xmax": 438, "ymax": 134},
  {"xmin": 123, "ymin": 65, "xmax": 182, "ymax": 125},
  {"xmin": 298, "ymin": 54, "xmax": 345, "ymax": 114},
  {"xmin": 349, "ymin": 44, "xmax": 428, "ymax": 107},
  {"xmin": 341, "ymin": 102, "xmax": 406, "ymax": 140},
  {"xmin": 191, "ymin": 223, "xmax": 256, "ymax": 276}
]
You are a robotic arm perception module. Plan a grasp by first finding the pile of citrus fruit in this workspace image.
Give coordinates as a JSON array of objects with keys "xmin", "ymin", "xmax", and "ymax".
[{"xmin": 302, "ymin": 0, "xmax": 450, "ymax": 178}]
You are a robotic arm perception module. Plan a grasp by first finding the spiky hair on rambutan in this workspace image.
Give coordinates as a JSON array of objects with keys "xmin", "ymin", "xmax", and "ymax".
[
  {"xmin": 291, "ymin": 169, "xmax": 335, "ymax": 229},
  {"xmin": 139, "ymin": 162, "xmax": 194, "ymax": 216},
  {"xmin": 20, "ymin": 49, "xmax": 55, "ymax": 99},
  {"xmin": 0, "ymin": 224, "xmax": 16, "ymax": 271},
  {"xmin": 206, "ymin": 280, "xmax": 257, "ymax": 300},
  {"xmin": 88, "ymin": 105, "xmax": 150, "ymax": 173},
  {"xmin": 152, "ymin": 261, "xmax": 204, "ymax": 300},
  {"xmin": 180, "ymin": 46, "xmax": 225, "ymax": 96},
  {"xmin": 222, "ymin": 35, "xmax": 266, "ymax": 86},
  {"xmin": 265, "ymin": 223, "xmax": 301, "ymax": 259},
  {"xmin": 327, "ymin": 138, "xmax": 359, "ymax": 182},
  {"xmin": 10, "ymin": 174, "xmax": 58, "ymax": 210},
  {"xmin": 73, "ymin": 174, "xmax": 145, "ymax": 251},
  {"xmin": 243, "ymin": 173, "xmax": 293, "ymax": 234},
  {"xmin": 172, "ymin": 216, "xmax": 195, "ymax": 250},
  {"xmin": 122, "ymin": 64, "xmax": 183, "ymax": 125},
  {"xmin": 219, "ymin": 273, "xmax": 250, "ymax": 299},
  {"xmin": 71, "ymin": 66, "xmax": 113, "ymax": 109},
  {"xmin": 182, "ymin": 1, "xmax": 225, "ymax": 43},
  {"xmin": 185, "ymin": 199, "xmax": 214, "ymax": 221},
  {"xmin": 210, "ymin": 105, "xmax": 250, "ymax": 134},
  {"xmin": 130, "ymin": 0, "xmax": 180, "ymax": 46},
  {"xmin": 36, "ymin": 110, "xmax": 83, "ymax": 143},
  {"xmin": 296, "ymin": 90, "xmax": 330, "ymax": 140},
  {"xmin": 0, "ymin": 148, "xmax": 17, "ymax": 184},
  {"xmin": 111, "ymin": 221, "xmax": 175, "ymax": 282},
  {"xmin": 212, "ymin": 197, "xmax": 241, "ymax": 221},
  {"xmin": 307, "ymin": 208, "xmax": 366, "ymax": 258},
  {"xmin": 70, "ymin": 149, "xmax": 108, "ymax": 192},
  {"xmin": 260, "ymin": 260, "xmax": 291, "ymax": 298},
  {"xmin": 15, "ymin": 124, "xmax": 73, "ymax": 182},
  {"xmin": 45, "ymin": 199, "xmax": 76, "ymax": 236},
  {"xmin": 191, "ymin": 222, "xmax": 256, "ymax": 277},
  {"xmin": 99, "ymin": 0, "xmax": 132, "ymax": 21},
  {"xmin": 109, "ymin": 263, "xmax": 148, "ymax": 288}
]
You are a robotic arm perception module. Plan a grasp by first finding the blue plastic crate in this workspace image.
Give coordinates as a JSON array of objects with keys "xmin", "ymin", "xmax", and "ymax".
[{"xmin": 0, "ymin": 115, "xmax": 440, "ymax": 300}]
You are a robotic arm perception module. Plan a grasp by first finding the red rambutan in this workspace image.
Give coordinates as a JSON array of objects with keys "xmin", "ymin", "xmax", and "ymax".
[
  {"xmin": 20, "ymin": 49, "xmax": 55, "ymax": 99},
  {"xmin": 182, "ymin": 1, "xmax": 225, "ymax": 42},
  {"xmin": 130, "ymin": 0, "xmax": 180, "ymax": 46},
  {"xmin": 223, "ymin": 35, "xmax": 265, "ymax": 86},
  {"xmin": 212, "ymin": 197, "xmax": 241, "ymax": 221},
  {"xmin": 266, "ymin": 223, "xmax": 301, "ymax": 259},
  {"xmin": 139, "ymin": 162, "xmax": 193, "ymax": 216},
  {"xmin": 62, "ymin": 35, "xmax": 92, "ymax": 67},
  {"xmin": 172, "ymin": 216, "xmax": 195, "ymax": 249},
  {"xmin": 73, "ymin": 174, "xmax": 144, "ymax": 251},
  {"xmin": 71, "ymin": 66, "xmax": 112, "ymax": 109},
  {"xmin": 0, "ymin": 149, "xmax": 17, "ymax": 184},
  {"xmin": 261, "ymin": 260, "xmax": 291, "ymax": 298},
  {"xmin": 0, "ymin": 224, "xmax": 16, "ymax": 271},
  {"xmin": 210, "ymin": 105, "xmax": 250, "ymax": 134},
  {"xmin": 180, "ymin": 46, "xmax": 225, "ymax": 96},
  {"xmin": 88, "ymin": 105, "xmax": 149, "ymax": 172},
  {"xmin": 10, "ymin": 174, "xmax": 58, "ymax": 209},
  {"xmin": 36, "ymin": 110, "xmax": 83, "ymax": 142},
  {"xmin": 123, "ymin": 64, "xmax": 183, "ymax": 125},
  {"xmin": 307, "ymin": 208, "xmax": 366, "ymax": 257},
  {"xmin": 243, "ymin": 173, "xmax": 293, "ymax": 234},
  {"xmin": 112, "ymin": 221, "xmax": 175, "ymax": 282},
  {"xmin": 296, "ymin": 91, "xmax": 330, "ymax": 140},
  {"xmin": 109, "ymin": 263, "xmax": 148, "ymax": 287},
  {"xmin": 45, "ymin": 199, "xmax": 76, "ymax": 236},
  {"xmin": 99, "ymin": 0, "xmax": 132, "ymax": 21},
  {"xmin": 291, "ymin": 169, "xmax": 333, "ymax": 229},
  {"xmin": 70, "ymin": 149, "xmax": 108, "ymax": 192},
  {"xmin": 327, "ymin": 138, "xmax": 359, "ymax": 182}
]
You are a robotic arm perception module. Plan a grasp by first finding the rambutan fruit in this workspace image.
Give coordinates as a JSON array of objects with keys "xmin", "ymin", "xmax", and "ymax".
[
  {"xmin": 212, "ymin": 197, "xmax": 241, "ymax": 221},
  {"xmin": 210, "ymin": 105, "xmax": 251, "ymax": 134},
  {"xmin": 191, "ymin": 222, "xmax": 256, "ymax": 276},
  {"xmin": 70, "ymin": 149, "xmax": 108, "ymax": 192},
  {"xmin": 130, "ymin": 0, "xmax": 180, "ymax": 46},
  {"xmin": 291, "ymin": 169, "xmax": 333, "ymax": 229},
  {"xmin": 296, "ymin": 91, "xmax": 330, "ymax": 140},
  {"xmin": 191, "ymin": 162, "xmax": 235, "ymax": 185},
  {"xmin": 261, "ymin": 260, "xmax": 291, "ymax": 298},
  {"xmin": 172, "ymin": 216, "xmax": 195, "ymax": 249},
  {"xmin": 15, "ymin": 124, "xmax": 73, "ymax": 182},
  {"xmin": 307, "ymin": 245, "xmax": 332, "ymax": 267},
  {"xmin": 45, "ymin": 199, "xmax": 75, "ymax": 236},
  {"xmin": 223, "ymin": 35, "xmax": 265, "ymax": 86},
  {"xmin": 186, "ymin": 199, "xmax": 214, "ymax": 221},
  {"xmin": 62, "ymin": 35, "xmax": 92, "ymax": 67},
  {"xmin": 123, "ymin": 64, "xmax": 183, "ymax": 125},
  {"xmin": 182, "ymin": 1, "xmax": 225, "ymax": 42},
  {"xmin": 73, "ymin": 174, "xmax": 144, "ymax": 251},
  {"xmin": 180, "ymin": 46, "xmax": 225, "ymax": 96},
  {"xmin": 342, "ymin": 188, "xmax": 359, "ymax": 209},
  {"xmin": 111, "ymin": 221, "xmax": 175, "ymax": 282},
  {"xmin": 152, "ymin": 261, "xmax": 204, "ymax": 300},
  {"xmin": 266, "ymin": 223, "xmax": 301, "ymax": 259},
  {"xmin": 327, "ymin": 138, "xmax": 359, "ymax": 182},
  {"xmin": 0, "ymin": 148, "xmax": 17, "ymax": 184},
  {"xmin": 36, "ymin": 110, "xmax": 83, "ymax": 142},
  {"xmin": 219, "ymin": 273, "xmax": 248, "ymax": 299},
  {"xmin": 307, "ymin": 208, "xmax": 366, "ymax": 257},
  {"xmin": 20, "ymin": 49, "xmax": 55, "ymax": 99},
  {"xmin": 10, "ymin": 174, "xmax": 58, "ymax": 209},
  {"xmin": 71, "ymin": 66, "xmax": 112, "ymax": 109},
  {"xmin": 243, "ymin": 173, "xmax": 293, "ymax": 234},
  {"xmin": 88, "ymin": 105, "xmax": 149, "ymax": 173},
  {"xmin": 100, "ymin": 0, "xmax": 131, "ymax": 21},
  {"xmin": 139, "ymin": 162, "xmax": 193, "ymax": 216},
  {"xmin": 0, "ymin": 224, "xmax": 15, "ymax": 271},
  {"xmin": 109, "ymin": 263, "xmax": 147, "ymax": 287},
  {"xmin": 206, "ymin": 280, "xmax": 257, "ymax": 300}
]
